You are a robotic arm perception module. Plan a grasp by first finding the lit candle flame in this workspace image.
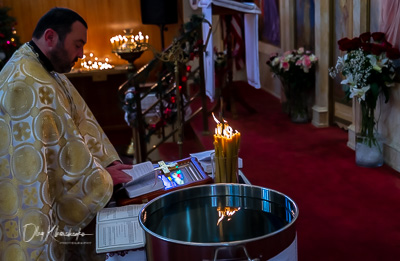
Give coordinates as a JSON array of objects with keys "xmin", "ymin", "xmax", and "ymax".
[
  {"xmin": 212, "ymin": 112, "xmax": 237, "ymax": 139},
  {"xmin": 212, "ymin": 112, "xmax": 220, "ymax": 124},
  {"xmin": 76, "ymin": 52, "xmax": 113, "ymax": 71},
  {"xmin": 110, "ymin": 30, "xmax": 150, "ymax": 52},
  {"xmin": 217, "ymin": 207, "xmax": 240, "ymax": 226}
]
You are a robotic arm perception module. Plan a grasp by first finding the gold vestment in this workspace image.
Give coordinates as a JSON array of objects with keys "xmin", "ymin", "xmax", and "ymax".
[{"xmin": 0, "ymin": 43, "xmax": 119, "ymax": 260}]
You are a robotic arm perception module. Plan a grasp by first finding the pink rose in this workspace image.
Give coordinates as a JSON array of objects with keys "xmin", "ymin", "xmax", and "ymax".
[
  {"xmin": 281, "ymin": 61, "xmax": 290, "ymax": 71},
  {"xmin": 302, "ymin": 56, "xmax": 312, "ymax": 69}
]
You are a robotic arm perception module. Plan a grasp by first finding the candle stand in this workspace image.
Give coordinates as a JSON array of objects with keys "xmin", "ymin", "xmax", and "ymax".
[
  {"xmin": 113, "ymin": 49, "xmax": 146, "ymax": 156},
  {"xmin": 111, "ymin": 29, "xmax": 150, "ymax": 157}
]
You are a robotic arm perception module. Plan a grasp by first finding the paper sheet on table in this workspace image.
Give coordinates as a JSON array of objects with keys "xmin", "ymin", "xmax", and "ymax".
[{"xmin": 190, "ymin": 150, "xmax": 243, "ymax": 173}]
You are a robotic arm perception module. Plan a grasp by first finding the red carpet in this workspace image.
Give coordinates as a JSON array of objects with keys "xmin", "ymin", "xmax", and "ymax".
[{"xmin": 181, "ymin": 82, "xmax": 400, "ymax": 261}]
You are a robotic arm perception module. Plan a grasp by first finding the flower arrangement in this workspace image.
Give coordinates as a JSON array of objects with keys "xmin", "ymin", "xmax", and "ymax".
[
  {"xmin": 267, "ymin": 47, "xmax": 318, "ymax": 77},
  {"xmin": 329, "ymin": 32, "xmax": 400, "ymax": 147},
  {"xmin": 267, "ymin": 47, "xmax": 318, "ymax": 121}
]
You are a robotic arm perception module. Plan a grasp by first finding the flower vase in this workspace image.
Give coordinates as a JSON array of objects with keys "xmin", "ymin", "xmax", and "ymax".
[
  {"xmin": 280, "ymin": 83, "xmax": 291, "ymax": 115},
  {"xmin": 288, "ymin": 88, "xmax": 309, "ymax": 123},
  {"xmin": 355, "ymin": 133, "xmax": 384, "ymax": 167},
  {"xmin": 355, "ymin": 100, "xmax": 384, "ymax": 167},
  {"xmin": 290, "ymin": 107, "xmax": 309, "ymax": 123}
]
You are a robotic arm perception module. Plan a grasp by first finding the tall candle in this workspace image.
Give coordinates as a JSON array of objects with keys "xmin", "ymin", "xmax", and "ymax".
[{"xmin": 212, "ymin": 113, "xmax": 241, "ymax": 183}]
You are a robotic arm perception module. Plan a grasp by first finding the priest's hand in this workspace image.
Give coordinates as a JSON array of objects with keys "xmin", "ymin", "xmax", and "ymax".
[{"xmin": 106, "ymin": 161, "xmax": 133, "ymax": 185}]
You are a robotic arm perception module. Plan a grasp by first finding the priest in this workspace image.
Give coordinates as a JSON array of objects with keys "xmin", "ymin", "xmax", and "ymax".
[{"xmin": 0, "ymin": 7, "xmax": 132, "ymax": 260}]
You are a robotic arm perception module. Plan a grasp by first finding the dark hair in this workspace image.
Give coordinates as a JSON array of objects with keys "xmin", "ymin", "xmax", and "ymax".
[{"xmin": 32, "ymin": 7, "xmax": 87, "ymax": 42}]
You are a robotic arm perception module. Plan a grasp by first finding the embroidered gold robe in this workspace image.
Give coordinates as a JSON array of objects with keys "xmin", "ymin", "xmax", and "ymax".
[{"xmin": 0, "ymin": 43, "xmax": 119, "ymax": 260}]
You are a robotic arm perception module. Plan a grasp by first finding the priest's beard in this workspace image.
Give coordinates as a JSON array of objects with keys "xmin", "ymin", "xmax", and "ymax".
[{"xmin": 48, "ymin": 41, "xmax": 78, "ymax": 73}]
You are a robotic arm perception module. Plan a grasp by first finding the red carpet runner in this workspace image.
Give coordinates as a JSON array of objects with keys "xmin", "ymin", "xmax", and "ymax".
[{"xmin": 182, "ymin": 82, "xmax": 400, "ymax": 261}]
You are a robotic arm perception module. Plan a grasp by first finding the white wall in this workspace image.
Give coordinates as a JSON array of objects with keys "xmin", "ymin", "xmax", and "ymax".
[{"xmin": 258, "ymin": 41, "xmax": 282, "ymax": 98}]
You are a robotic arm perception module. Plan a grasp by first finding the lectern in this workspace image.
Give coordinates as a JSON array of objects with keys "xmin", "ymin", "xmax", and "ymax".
[{"xmin": 199, "ymin": 0, "xmax": 261, "ymax": 117}]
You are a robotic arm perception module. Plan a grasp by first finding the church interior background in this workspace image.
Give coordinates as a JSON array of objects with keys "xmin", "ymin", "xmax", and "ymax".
[{"xmin": 1, "ymin": 0, "xmax": 400, "ymax": 260}]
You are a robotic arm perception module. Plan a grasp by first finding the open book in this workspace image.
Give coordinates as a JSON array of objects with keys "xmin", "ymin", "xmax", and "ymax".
[
  {"xmin": 118, "ymin": 161, "xmax": 164, "ymax": 199},
  {"xmin": 96, "ymin": 204, "xmax": 146, "ymax": 253}
]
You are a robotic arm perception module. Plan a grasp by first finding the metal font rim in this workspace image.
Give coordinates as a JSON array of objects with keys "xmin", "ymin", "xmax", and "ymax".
[{"xmin": 138, "ymin": 183, "xmax": 299, "ymax": 247}]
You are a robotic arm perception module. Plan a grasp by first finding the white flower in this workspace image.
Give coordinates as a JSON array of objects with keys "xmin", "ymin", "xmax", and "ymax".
[
  {"xmin": 340, "ymin": 74, "xmax": 356, "ymax": 87},
  {"xmin": 343, "ymin": 53, "xmax": 349, "ymax": 62},
  {"xmin": 349, "ymin": 86, "xmax": 370, "ymax": 101},
  {"xmin": 335, "ymin": 56, "xmax": 345, "ymax": 71},
  {"xmin": 284, "ymin": 54, "xmax": 293, "ymax": 61},
  {"xmin": 309, "ymin": 54, "xmax": 318, "ymax": 62},
  {"xmin": 271, "ymin": 57, "xmax": 280, "ymax": 66},
  {"xmin": 367, "ymin": 54, "xmax": 387, "ymax": 73}
]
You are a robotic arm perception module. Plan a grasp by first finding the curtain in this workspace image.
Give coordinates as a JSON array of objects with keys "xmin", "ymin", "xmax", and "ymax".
[{"xmin": 379, "ymin": 0, "xmax": 400, "ymax": 49}]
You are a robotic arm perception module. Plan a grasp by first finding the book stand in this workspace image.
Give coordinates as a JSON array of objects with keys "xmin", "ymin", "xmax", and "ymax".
[{"xmin": 117, "ymin": 157, "xmax": 212, "ymax": 205}]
